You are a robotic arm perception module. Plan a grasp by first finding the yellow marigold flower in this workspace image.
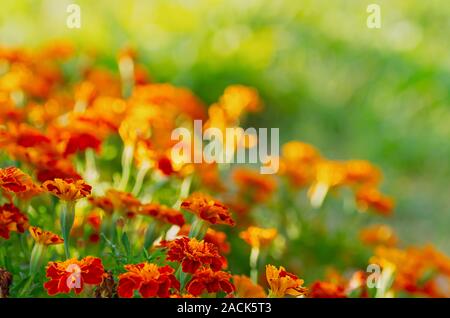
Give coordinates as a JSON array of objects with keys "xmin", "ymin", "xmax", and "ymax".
[
  {"xmin": 219, "ymin": 85, "xmax": 262, "ymax": 121},
  {"xmin": 42, "ymin": 178, "xmax": 92, "ymax": 201},
  {"xmin": 266, "ymin": 265, "xmax": 308, "ymax": 298},
  {"xmin": 359, "ymin": 224, "xmax": 397, "ymax": 247},
  {"xmin": 29, "ymin": 226, "xmax": 64, "ymax": 246},
  {"xmin": 240, "ymin": 226, "xmax": 277, "ymax": 249},
  {"xmin": 233, "ymin": 275, "xmax": 267, "ymax": 298}
]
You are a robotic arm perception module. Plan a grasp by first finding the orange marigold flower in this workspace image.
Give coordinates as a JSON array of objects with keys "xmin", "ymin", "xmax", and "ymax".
[
  {"xmin": 117, "ymin": 262, "xmax": 179, "ymax": 298},
  {"xmin": 181, "ymin": 192, "xmax": 235, "ymax": 226},
  {"xmin": 29, "ymin": 226, "xmax": 63, "ymax": 246},
  {"xmin": 309, "ymin": 281, "xmax": 347, "ymax": 298},
  {"xmin": 232, "ymin": 168, "xmax": 276, "ymax": 203},
  {"xmin": 0, "ymin": 203, "xmax": 29, "ymax": 239},
  {"xmin": 89, "ymin": 196, "xmax": 115, "ymax": 215},
  {"xmin": 355, "ymin": 186, "xmax": 394, "ymax": 216},
  {"xmin": 44, "ymin": 257, "xmax": 105, "ymax": 295},
  {"xmin": 266, "ymin": 265, "xmax": 308, "ymax": 298},
  {"xmin": 179, "ymin": 225, "xmax": 231, "ymax": 254},
  {"xmin": 233, "ymin": 275, "xmax": 267, "ymax": 298},
  {"xmin": 42, "ymin": 178, "xmax": 92, "ymax": 201},
  {"xmin": 163, "ymin": 237, "xmax": 224, "ymax": 274},
  {"xmin": 359, "ymin": 224, "xmax": 398, "ymax": 247},
  {"xmin": 279, "ymin": 141, "xmax": 321, "ymax": 188},
  {"xmin": 139, "ymin": 203, "xmax": 185, "ymax": 227},
  {"xmin": 240, "ymin": 226, "xmax": 277, "ymax": 249},
  {"xmin": 106, "ymin": 189, "xmax": 141, "ymax": 217},
  {"xmin": 0, "ymin": 166, "xmax": 34, "ymax": 195},
  {"xmin": 186, "ymin": 268, "xmax": 235, "ymax": 296},
  {"xmin": 344, "ymin": 160, "xmax": 382, "ymax": 186}
]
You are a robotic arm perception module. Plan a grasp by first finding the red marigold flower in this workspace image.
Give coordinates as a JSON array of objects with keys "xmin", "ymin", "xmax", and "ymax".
[
  {"xmin": 42, "ymin": 178, "xmax": 92, "ymax": 201},
  {"xmin": 117, "ymin": 263, "xmax": 179, "ymax": 298},
  {"xmin": 0, "ymin": 166, "xmax": 34, "ymax": 194},
  {"xmin": 44, "ymin": 257, "xmax": 105, "ymax": 295},
  {"xmin": 186, "ymin": 268, "xmax": 235, "ymax": 296},
  {"xmin": 62, "ymin": 132, "xmax": 102, "ymax": 157},
  {"xmin": 181, "ymin": 192, "xmax": 235, "ymax": 226},
  {"xmin": 163, "ymin": 237, "xmax": 224, "ymax": 274},
  {"xmin": 139, "ymin": 203, "xmax": 185, "ymax": 227},
  {"xmin": 0, "ymin": 203, "xmax": 29, "ymax": 239},
  {"xmin": 29, "ymin": 226, "xmax": 63, "ymax": 246},
  {"xmin": 309, "ymin": 281, "xmax": 347, "ymax": 298}
]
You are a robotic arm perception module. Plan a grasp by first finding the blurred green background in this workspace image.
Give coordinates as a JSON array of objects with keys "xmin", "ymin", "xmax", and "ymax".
[{"xmin": 1, "ymin": 0, "xmax": 449, "ymax": 251}]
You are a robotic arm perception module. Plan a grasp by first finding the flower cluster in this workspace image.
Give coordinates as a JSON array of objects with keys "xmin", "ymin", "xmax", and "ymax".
[{"xmin": 0, "ymin": 43, "xmax": 447, "ymax": 299}]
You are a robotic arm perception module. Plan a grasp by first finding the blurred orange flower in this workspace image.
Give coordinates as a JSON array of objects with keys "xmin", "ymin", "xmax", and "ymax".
[
  {"xmin": 42, "ymin": 178, "xmax": 92, "ymax": 202},
  {"xmin": 139, "ymin": 203, "xmax": 185, "ymax": 227},
  {"xmin": 29, "ymin": 226, "xmax": 63, "ymax": 246},
  {"xmin": 0, "ymin": 203, "xmax": 29, "ymax": 239},
  {"xmin": 232, "ymin": 168, "xmax": 276, "ymax": 203},
  {"xmin": 0, "ymin": 167, "xmax": 34, "ymax": 197},
  {"xmin": 44, "ymin": 257, "xmax": 105, "ymax": 295},
  {"xmin": 309, "ymin": 281, "xmax": 347, "ymax": 298},
  {"xmin": 266, "ymin": 265, "xmax": 308, "ymax": 298},
  {"xmin": 356, "ymin": 186, "xmax": 394, "ymax": 216},
  {"xmin": 117, "ymin": 263, "xmax": 179, "ymax": 298},
  {"xmin": 240, "ymin": 226, "xmax": 277, "ymax": 249},
  {"xmin": 233, "ymin": 275, "xmax": 266, "ymax": 298},
  {"xmin": 163, "ymin": 237, "xmax": 224, "ymax": 274},
  {"xmin": 181, "ymin": 192, "xmax": 235, "ymax": 226},
  {"xmin": 359, "ymin": 224, "xmax": 397, "ymax": 247},
  {"xmin": 186, "ymin": 268, "xmax": 235, "ymax": 296}
]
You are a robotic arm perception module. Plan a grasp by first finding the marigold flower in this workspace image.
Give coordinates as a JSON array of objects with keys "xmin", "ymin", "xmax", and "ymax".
[
  {"xmin": 370, "ymin": 245, "xmax": 450, "ymax": 297},
  {"xmin": 42, "ymin": 178, "xmax": 92, "ymax": 201},
  {"xmin": 233, "ymin": 275, "xmax": 267, "ymax": 298},
  {"xmin": 106, "ymin": 189, "xmax": 141, "ymax": 216},
  {"xmin": 309, "ymin": 281, "xmax": 347, "ymax": 298},
  {"xmin": 163, "ymin": 237, "xmax": 224, "ymax": 273},
  {"xmin": 117, "ymin": 263, "xmax": 179, "ymax": 298},
  {"xmin": 344, "ymin": 160, "xmax": 382, "ymax": 186},
  {"xmin": 232, "ymin": 168, "xmax": 276, "ymax": 203},
  {"xmin": 181, "ymin": 192, "xmax": 235, "ymax": 226},
  {"xmin": 0, "ymin": 203, "xmax": 28, "ymax": 239},
  {"xmin": 178, "ymin": 225, "xmax": 231, "ymax": 254},
  {"xmin": 89, "ymin": 196, "xmax": 115, "ymax": 215},
  {"xmin": 186, "ymin": 268, "xmax": 235, "ymax": 296},
  {"xmin": 359, "ymin": 224, "xmax": 398, "ymax": 247},
  {"xmin": 44, "ymin": 257, "xmax": 105, "ymax": 295},
  {"xmin": 0, "ymin": 166, "xmax": 34, "ymax": 196},
  {"xmin": 29, "ymin": 226, "xmax": 63, "ymax": 246},
  {"xmin": 266, "ymin": 265, "xmax": 308, "ymax": 298},
  {"xmin": 279, "ymin": 141, "xmax": 321, "ymax": 187},
  {"xmin": 355, "ymin": 186, "xmax": 394, "ymax": 216},
  {"xmin": 139, "ymin": 203, "xmax": 185, "ymax": 227},
  {"xmin": 240, "ymin": 226, "xmax": 277, "ymax": 249}
]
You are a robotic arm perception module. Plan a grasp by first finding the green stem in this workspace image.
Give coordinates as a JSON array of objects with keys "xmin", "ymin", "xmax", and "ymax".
[
  {"xmin": 143, "ymin": 221, "xmax": 158, "ymax": 250},
  {"xmin": 250, "ymin": 247, "xmax": 260, "ymax": 283},
  {"xmin": 132, "ymin": 162, "xmax": 151, "ymax": 196},
  {"xmin": 60, "ymin": 201, "xmax": 76, "ymax": 259},
  {"xmin": 119, "ymin": 145, "xmax": 134, "ymax": 191}
]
